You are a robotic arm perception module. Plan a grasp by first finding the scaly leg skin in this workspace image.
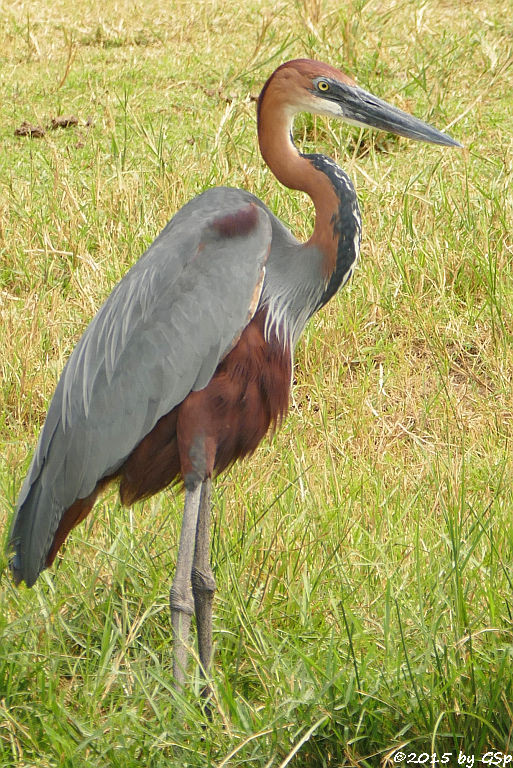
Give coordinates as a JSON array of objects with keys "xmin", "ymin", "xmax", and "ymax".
[
  {"xmin": 170, "ymin": 483, "xmax": 202, "ymax": 690},
  {"xmin": 192, "ymin": 477, "xmax": 216, "ymax": 701}
]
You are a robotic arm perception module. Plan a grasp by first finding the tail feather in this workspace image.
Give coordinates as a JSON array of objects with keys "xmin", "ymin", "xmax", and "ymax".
[
  {"xmin": 9, "ymin": 470, "xmax": 112, "ymax": 587},
  {"xmin": 9, "ymin": 480, "xmax": 54, "ymax": 587}
]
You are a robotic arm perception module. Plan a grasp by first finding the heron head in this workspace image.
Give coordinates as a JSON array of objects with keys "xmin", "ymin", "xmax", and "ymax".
[{"xmin": 260, "ymin": 59, "xmax": 462, "ymax": 148}]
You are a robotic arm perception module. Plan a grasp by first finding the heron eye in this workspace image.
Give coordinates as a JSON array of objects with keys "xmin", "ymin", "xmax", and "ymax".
[{"xmin": 317, "ymin": 80, "xmax": 330, "ymax": 92}]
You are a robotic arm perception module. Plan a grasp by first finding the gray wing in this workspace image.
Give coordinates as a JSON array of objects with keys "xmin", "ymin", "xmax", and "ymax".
[{"xmin": 10, "ymin": 188, "xmax": 271, "ymax": 585}]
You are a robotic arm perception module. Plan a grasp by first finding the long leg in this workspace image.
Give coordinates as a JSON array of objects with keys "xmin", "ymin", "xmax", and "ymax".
[
  {"xmin": 169, "ymin": 482, "xmax": 202, "ymax": 689},
  {"xmin": 191, "ymin": 477, "xmax": 216, "ymax": 685}
]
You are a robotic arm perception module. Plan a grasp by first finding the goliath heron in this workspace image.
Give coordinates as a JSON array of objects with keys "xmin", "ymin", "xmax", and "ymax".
[{"xmin": 9, "ymin": 59, "xmax": 461, "ymax": 690}]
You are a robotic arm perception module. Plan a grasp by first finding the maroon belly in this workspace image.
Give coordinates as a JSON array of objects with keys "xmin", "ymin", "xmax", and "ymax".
[{"xmin": 119, "ymin": 309, "xmax": 292, "ymax": 499}]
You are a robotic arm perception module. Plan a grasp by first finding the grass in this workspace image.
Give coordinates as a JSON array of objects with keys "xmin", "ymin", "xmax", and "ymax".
[{"xmin": 1, "ymin": 0, "xmax": 513, "ymax": 764}]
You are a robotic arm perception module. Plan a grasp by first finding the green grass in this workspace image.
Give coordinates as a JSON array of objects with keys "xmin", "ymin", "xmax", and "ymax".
[{"xmin": 1, "ymin": 0, "xmax": 513, "ymax": 764}]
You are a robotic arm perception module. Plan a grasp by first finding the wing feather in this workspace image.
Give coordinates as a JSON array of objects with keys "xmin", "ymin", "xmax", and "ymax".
[{"xmin": 10, "ymin": 188, "xmax": 271, "ymax": 585}]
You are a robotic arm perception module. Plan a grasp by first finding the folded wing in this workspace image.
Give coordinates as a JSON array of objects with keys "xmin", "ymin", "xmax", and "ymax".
[{"xmin": 10, "ymin": 189, "xmax": 271, "ymax": 586}]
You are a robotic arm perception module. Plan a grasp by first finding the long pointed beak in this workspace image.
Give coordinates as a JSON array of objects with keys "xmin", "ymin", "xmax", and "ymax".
[{"xmin": 339, "ymin": 85, "xmax": 462, "ymax": 148}]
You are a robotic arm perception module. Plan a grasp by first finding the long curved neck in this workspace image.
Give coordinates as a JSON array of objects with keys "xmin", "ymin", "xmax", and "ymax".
[{"xmin": 257, "ymin": 89, "xmax": 342, "ymax": 278}]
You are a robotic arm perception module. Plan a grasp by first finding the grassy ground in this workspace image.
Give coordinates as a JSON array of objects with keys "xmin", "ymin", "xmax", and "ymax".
[{"xmin": 1, "ymin": 0, "xmax": 512, "ymax": 765}]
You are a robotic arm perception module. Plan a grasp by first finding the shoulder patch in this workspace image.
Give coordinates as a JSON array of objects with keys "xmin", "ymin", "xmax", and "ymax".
[{"xmin": 211, "ymin": 203, "xmax": 260, "ymax": 238}]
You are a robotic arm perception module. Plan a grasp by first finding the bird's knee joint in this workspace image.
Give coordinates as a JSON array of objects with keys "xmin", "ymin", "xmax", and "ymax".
[
  {"xmin": 169, "ymin": 585, "xmax": 194, "ymax": 615},
  {"xmin": 191, "ymin": 567, "xmax": 216, "ymax": 595}
]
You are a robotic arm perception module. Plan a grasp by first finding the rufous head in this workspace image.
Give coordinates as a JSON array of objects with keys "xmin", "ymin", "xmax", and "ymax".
[{"xmin": 258, "ymin": 58, "xmax": 462, "ymax": 147}]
